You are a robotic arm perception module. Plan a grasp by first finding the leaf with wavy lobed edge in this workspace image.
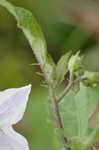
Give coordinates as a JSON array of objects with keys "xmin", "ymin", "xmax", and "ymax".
[{"xmin": 0, "ymin": 0, "xmax": 56, "ymax": 85}]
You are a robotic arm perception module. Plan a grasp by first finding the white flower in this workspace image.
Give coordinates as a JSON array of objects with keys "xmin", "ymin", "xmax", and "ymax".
[{"xmin": 0, "ymin": 84, "xmax": 31, "ymax": 150}]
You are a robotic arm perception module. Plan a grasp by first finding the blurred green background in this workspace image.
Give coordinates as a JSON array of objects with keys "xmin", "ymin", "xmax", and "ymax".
[{"xmin": 0, "ymin": 0, "xmax": 99, "ymax": 150}]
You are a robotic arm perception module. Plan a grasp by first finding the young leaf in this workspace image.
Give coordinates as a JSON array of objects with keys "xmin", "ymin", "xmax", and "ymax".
[
  {"xmin": 0, "ymin": 0, "xmax": 56, "ymax": 84},
  {"xmin": 55, "ymin": 52, "xmax": 72, "ymax": 86},
  {"xmin": 60, "ymin": 83, "xmax": 99, "ymax": 149}
]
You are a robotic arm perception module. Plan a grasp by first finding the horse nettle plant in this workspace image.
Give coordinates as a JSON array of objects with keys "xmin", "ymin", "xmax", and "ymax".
[{"xmin": 0, "ymin": 0, "xmax": 99, "ymax": 150}]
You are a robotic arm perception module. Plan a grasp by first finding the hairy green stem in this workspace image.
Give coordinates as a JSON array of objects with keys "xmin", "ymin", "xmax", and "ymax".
[
  {"xmin": 49, "ymin": 86, "xmax": 69, "ymax": 150},
  {"xmin": 48, "ymin": 77, "xmax": 86, "ymax": 150}
]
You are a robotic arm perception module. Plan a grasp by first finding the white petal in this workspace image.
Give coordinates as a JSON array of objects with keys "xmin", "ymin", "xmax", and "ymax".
[
  {"xmin": 0, "ymin": 84, "xmax": 31, "ymax": 126},
  {"xmin": 0, "ymin": 126, "xmax": 29, "ymax": 150}
]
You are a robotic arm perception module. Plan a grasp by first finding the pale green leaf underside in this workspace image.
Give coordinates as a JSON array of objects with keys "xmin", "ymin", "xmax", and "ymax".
[
  {"xmin": 61, "ymin": 83, "xmax": 99, "ymax": 138},
  {"xmin": 0, "ymin": 0, "xmax": 55, "ymax": 84}
]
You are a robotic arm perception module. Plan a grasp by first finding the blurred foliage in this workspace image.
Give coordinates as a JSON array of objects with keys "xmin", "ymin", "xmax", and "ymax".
[{"xmin": 0, "ymin": 0, "xmax": 99, "ymax": 150}]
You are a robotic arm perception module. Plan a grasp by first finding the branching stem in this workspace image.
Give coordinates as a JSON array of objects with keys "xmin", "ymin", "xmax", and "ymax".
[
  {"xmin": 57, "ymin": 77, "xmax": 86, "ymax": 104},
  {"xmin": 49, "ymin": 86, "xmax": 69, "ymax": 150},
  {"xmin": 48, "ymin": 77, "xmax": 86, "ymax": 150}
]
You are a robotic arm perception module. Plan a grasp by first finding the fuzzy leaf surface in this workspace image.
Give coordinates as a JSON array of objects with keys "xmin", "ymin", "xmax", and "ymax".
[{"xmin": 0, "ymin": 0, "xmax": 56, "ymax": 84}]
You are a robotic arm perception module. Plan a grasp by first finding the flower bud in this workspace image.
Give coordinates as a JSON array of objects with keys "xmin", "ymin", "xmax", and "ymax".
[
  {"xmin": 68, "ymin": 51, "xmax": 82, "ymax": 73},
  {"xmin": 83, "ymin": 71, "xmax": 99, "ymax": 86}
]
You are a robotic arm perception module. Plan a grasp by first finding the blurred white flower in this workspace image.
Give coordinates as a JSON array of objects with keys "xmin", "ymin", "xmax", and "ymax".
[{"xmin": 0, "ymin": 84, "xmax": 31, "ymax": 150}]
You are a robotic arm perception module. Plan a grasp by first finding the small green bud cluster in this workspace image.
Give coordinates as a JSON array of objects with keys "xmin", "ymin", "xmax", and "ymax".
[
  {"xmin": 83, "ymin": 71, "xmax": 99, "ymax": 87},
  {"xmin": 68, "ymin": 51, "xmax": 99, "ymax": 87},
  {"xmin": 68, "ymin": 51, "xmax": 84, "ymax": 77}
]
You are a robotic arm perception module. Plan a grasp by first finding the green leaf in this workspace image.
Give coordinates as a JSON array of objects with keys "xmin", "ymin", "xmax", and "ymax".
[
  {"xmin": 83, "ymin": 115, "xmax": 99, "ymax": 149},
  {"xmin": 55, "ymin": 51, "xmax": 72, "ymax": 86},
  {"xmin": 60, "ymin": 83, "xmax": 99, "ymax": 149},
  {"xmin": 0, "ymin": 0, "xmax": 56, "ymax": 84},
  {"xmin": 67, "ymin": 138, "xmax": 86, "ymax": 150}
]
